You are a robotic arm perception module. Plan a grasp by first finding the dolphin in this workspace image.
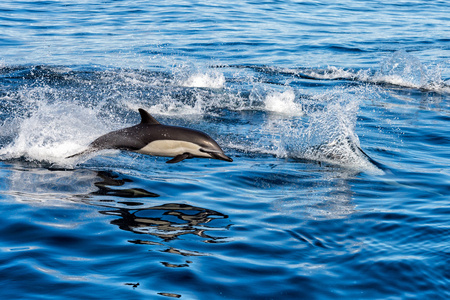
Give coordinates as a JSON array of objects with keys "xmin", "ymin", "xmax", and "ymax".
[{"xmin": 67, "ymin": 108, "xmax": 233, "ymax": 163}]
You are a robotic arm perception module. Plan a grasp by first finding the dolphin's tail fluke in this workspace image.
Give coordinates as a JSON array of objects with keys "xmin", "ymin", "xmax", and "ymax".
[{"xmin": 66, "ymin": 148, "xmax": 97, "ymax": 159}]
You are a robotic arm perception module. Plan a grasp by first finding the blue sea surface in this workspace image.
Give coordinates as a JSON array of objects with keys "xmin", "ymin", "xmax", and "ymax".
[{"xmin": 0, "ymin": 1, "xmax": 449, "ymax": 299}]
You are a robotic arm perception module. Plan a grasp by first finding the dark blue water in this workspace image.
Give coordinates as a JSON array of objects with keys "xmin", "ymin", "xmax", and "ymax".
[{"xmin": 1, "ymin": 1, "xmax": 449, "ymax": 299}]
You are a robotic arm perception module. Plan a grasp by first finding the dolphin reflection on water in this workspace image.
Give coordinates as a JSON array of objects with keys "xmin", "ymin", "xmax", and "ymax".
[
  {"xmin": 89, "ymin": 171, "xmax": 230, "ymax": 247},
  {"xmin": 104, "ymin": 203, "xmax": 229, "ymax": 244}
]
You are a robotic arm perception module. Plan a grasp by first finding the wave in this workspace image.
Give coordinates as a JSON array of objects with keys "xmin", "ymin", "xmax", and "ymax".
[{"xmin": 217, "ymin": 50, "xmax": 449, "ymax": 93}]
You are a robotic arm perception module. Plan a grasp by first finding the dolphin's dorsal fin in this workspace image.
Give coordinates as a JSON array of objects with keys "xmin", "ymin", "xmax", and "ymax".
[{"xmin": 138, "ymin": 108, "xmax": 160, "ymax": 125}]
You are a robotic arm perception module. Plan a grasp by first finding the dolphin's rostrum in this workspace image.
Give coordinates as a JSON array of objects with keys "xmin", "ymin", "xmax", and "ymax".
[{"xmin": 67, "ymin": 108, "xmax": 233, "ymax": 163}]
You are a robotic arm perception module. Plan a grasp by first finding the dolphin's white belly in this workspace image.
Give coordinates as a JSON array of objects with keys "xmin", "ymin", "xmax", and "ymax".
[{"xmin": 136, "ymin": 140, "xmax": 209, "ymax": 158}]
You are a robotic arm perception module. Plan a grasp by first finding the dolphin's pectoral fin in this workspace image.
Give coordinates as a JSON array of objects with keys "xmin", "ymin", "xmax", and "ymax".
[
  {"xmin": 199, "ymin": 148, "xmax": 220, "ymax": 154},
  {"xmin": 166, "ymin": 153, "xmax": 193, "ymax": 164}
]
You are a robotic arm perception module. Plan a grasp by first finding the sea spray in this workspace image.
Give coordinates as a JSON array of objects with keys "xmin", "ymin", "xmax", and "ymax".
[
  {"xmin": 264, "ymin": 89, "xmax": 303, "ymax": 116},
  {"xmin": 0, "ymin": 82, "xmax": 116, "ymax": 165},
  {"xmin": 182, "ymin": 71, "xmax": 226, "ymax": 89},
  {"xmin": 260, "ymin": 85, "xmax": 383, "ymax": 173},
  {"xmin": 0, "ymin": 101, "xmax": 107, "ymax": 165},
  {"xmin": 373, "ymin": 51, "xmax": 449, "ymax": 92}
]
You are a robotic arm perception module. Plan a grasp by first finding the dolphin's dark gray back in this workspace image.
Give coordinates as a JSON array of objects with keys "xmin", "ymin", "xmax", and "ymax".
[
  {"xmin": 89, "ymin": 126, "xmax": 149, "ymax": 151},
  {"xmin": 89, "ymin": 123, "xmax": 218, "ymax": 151}
]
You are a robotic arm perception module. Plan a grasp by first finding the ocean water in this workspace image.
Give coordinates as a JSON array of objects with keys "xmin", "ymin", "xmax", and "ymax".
[{"xmin": 0, "ymin": 0, "xmax": 449, "ymax": 299}]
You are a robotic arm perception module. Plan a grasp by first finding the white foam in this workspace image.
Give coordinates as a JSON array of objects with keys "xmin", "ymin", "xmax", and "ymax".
[
  {"xmin": 182, "ymin": 71, "xmax": 225, "ymax": 89},
  {"xmin": 135, "ymin": 94, "xmax": 206, "ymax": 117},
  {"xmin": 305, "ymin": 66, "xmax": 358, "ymax": 80},
  {"xmin": 264, "ymin": 89, "xmax": 304, "ymax": 116}
]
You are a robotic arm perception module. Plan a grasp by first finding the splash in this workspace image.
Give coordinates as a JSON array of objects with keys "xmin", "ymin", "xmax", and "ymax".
[
  {"xmin": 182, "ymin": 71, "xmax": 226, "ymax": 89},
  {"xmin": 0, "ymin": 83, "xmax": 115, "ymax": 166},
  {"xmin": 134, "ymin": 93, "xmax": 206, "ymax": 116},
  {"xmin": 0, "ymin": 102, "xmax": 107, "ymax": 166},
  {"xmin": 0, "ymin": 65, "xmax": 232, "ymax": 166},
  {"xmin": 299, "ymin": 65, "xmax": 368, "ymax": 81},
  {"xmin": 373, "ymin": 50, "xmax": 449, "ymax": 92},
  {"xmin": 0, "ymin": 64, "xmax": 384, "ymax": 172},
  {"xmin": 299, "ymin": 86, "xmax": 380, "ymax": 171},
  {"xmin": 125, "ymin": 67, "xmax": 229, "ymax": 116},
  {"xmin": 377, "ymin": 50, "xmax": 428, "ymax": 87},
  {"xmin": 257, "ymin": 85, "xmax": 383, "ymax": 173},
  {"xmin": 264, "ymin": 89, "xmax": 303, "ymax": 116}
]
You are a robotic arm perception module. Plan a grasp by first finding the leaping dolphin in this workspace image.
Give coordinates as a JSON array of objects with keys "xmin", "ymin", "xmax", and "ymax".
[{"xmin": 67, "ymin": 108, "xmax": 233, "ymax": 163}]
